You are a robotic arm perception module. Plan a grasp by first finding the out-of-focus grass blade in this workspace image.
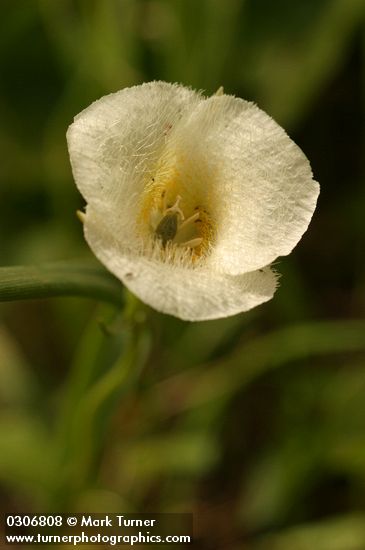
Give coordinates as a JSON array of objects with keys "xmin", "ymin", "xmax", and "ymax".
[
  {"xmin": 239, "ymin": 436, "xmax": 324, "ymax": 530},
  {"xmin": 0, "ymin": 325, "xmax": 37, "ymax": 406},
  {"xmin": 150, "ymin": 320, "xmax": 365, "ymax": 415},
  {"xmin": 245, "ymin": 0, "xmax": 365, "ymax": 126},
  {"xmin": 161, "ymin": 0, "xmax": 243, "ymax": 90}
]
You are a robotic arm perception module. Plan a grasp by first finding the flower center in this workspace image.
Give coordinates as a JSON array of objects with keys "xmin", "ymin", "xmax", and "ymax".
[
  {"xmin": 138, "ymin": 180, "xmax": 214, "ymax": 264},
  {"xmin": 154, "ymin": 195, "xmax": 203, "ymax": 249}
]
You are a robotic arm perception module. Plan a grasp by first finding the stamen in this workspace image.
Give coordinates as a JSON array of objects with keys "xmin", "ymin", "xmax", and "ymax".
[
  {"xmin": 165, "ymin": 195, "xmax": 184, "ymax": 220},
  {"xmin": 178, "ymin": 211, "xmax": 200, "ymax": 231},
  {"xmin": 181, "ymin": 237, "xmax": 203, "ymax": 248}
]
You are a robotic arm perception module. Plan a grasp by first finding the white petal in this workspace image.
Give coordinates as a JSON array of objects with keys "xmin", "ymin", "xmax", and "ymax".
[
  {"xmin": 66, "ymin": 81, "xmax": 202, "ymax": 225},
  {"xmin": 83, "ymin": 210, "xmax": 277, "ymax": 321},
  {"xmin": 166, "ymin": 95, "xmax": 319, "ymax": 274}
]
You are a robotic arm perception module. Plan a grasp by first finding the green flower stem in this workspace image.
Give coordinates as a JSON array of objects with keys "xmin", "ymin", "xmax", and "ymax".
[
  {"xmin": 51, "ymin": 293, "xmax": 150, "ymax": 509},
  {"xmin": 0, "ymin": 261, "xmax": 123, "ymax": 306}
]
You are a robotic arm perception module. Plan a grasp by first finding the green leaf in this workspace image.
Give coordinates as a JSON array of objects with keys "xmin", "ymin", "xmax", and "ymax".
[{"xmin": 0, "ymin": 260, "xmax": 123, "ymax": 306}]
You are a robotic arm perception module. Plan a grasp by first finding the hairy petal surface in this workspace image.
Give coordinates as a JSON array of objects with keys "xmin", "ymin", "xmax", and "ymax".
[
  {"xmin": 168, "ymin": 95, "xmax": 319, "ymax": 274},
  {"xmin": 83, "ymin": 209, "xmax": 277, "ymax": 321},
  {"xmin": 67, "ymin": 82, "xmax": 202, "ymax": 227}
]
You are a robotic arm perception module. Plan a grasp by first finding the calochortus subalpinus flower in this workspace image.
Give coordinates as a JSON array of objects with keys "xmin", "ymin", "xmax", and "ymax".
[{"xmin": 67, "ymin": 81, "xmax": 319, "ymax": 321}]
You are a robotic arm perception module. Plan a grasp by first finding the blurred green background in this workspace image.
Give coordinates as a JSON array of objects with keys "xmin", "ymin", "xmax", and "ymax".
[{"xmin": 1, "ymin": 0, "xmax": 365, "ymax": 548}]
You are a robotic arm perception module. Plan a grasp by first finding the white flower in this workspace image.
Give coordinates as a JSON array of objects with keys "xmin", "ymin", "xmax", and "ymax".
[{"xmin": 67, "ymin": 81, "xmax": 319, "ymax": 321}]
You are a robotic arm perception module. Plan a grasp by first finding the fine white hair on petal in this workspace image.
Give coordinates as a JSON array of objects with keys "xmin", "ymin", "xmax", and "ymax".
[
  {"xmin": 67, "ymin": 81, "xmax": 203, "ymax": 234},
  {"xmin": 166, "ymin": 95, "xmax": 319, "ymax": 274},
  {"xmin": 83, "ymin": 209, "xmax": 278, "ymax": 321}
]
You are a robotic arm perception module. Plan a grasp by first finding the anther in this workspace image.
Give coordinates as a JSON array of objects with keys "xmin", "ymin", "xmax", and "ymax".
[
  {"xmin": 76, "ymin": 210, "xmax": 86, "ymax": 223},
  {"xmin": 181, "ymin": 237, "xmax": 203, "ymax": 248},
  {"xmin": 178, "ymin": 211, "xmax": 200, "ymax": 230}
]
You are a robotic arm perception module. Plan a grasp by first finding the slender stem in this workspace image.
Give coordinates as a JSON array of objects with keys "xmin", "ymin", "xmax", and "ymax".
[
  {"xmin": 0, "ymin": 261, "xmax": 123, "ymax": 306},
  {"xmin": 51, "ymin": 292, "xmax": 150, "ymax": 508}
]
